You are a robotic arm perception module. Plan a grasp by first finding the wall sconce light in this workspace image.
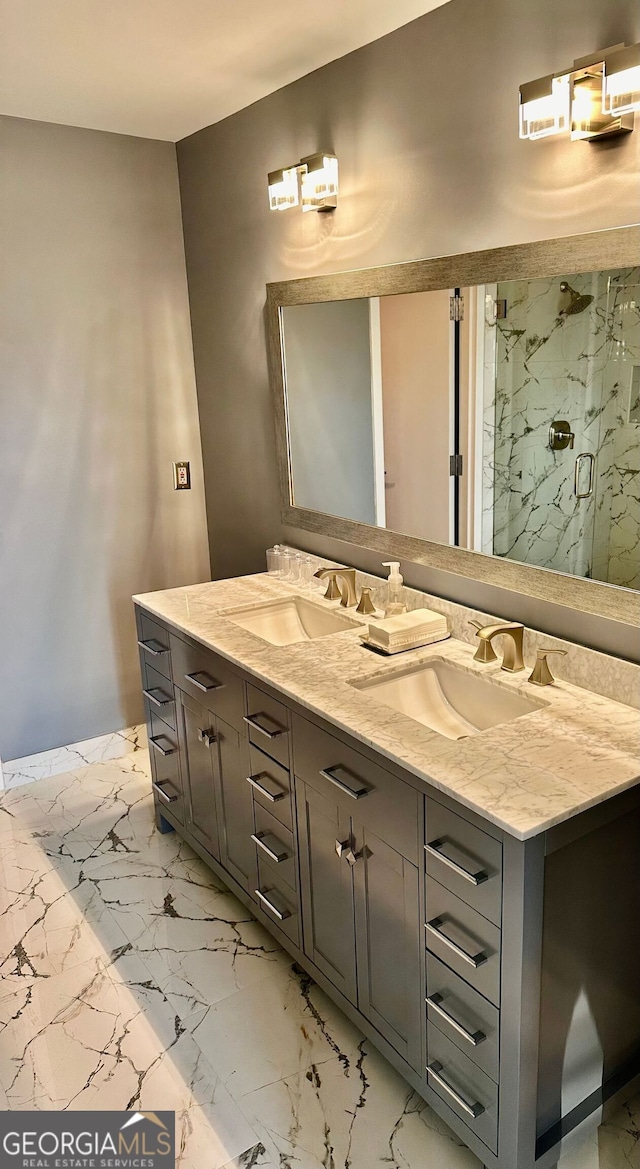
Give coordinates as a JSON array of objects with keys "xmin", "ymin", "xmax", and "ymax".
[
  {"xmin": 519, "ymin": 74, "xmax": 570, "ymax": 140},
  {"xmin": 267, "ymin": 153, "xmax": 338, "ymax": 212},
  {"xmin": 602, "ymin": 43, "xmax": 640, "ymax": 115},
  {"xmin": 520, "ymin": 42, "xmax": 639, "ymax": 142},
  {"xmin": 267, "ymin": 166, "xmax": 300, "ymax": 211}
]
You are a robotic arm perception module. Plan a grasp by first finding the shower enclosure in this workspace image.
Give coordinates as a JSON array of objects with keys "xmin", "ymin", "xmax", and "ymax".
[{"xmin": 481, "ymin": 267, "xmax": 640, "ymax": 589}]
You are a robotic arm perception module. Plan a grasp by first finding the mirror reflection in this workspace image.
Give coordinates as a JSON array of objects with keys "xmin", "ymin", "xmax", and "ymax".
[{"xmin": 281, "ymin": 267, "xmax": 640, "ymax": 590}]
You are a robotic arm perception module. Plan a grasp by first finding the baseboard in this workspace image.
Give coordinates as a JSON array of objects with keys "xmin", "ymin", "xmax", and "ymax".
[{"xmin": 1, "ymin": 724, "xmax": 148, "ymax": 791}]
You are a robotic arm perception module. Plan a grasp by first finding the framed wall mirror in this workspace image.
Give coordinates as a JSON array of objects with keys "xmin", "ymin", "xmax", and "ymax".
[{"xmin": 266, "ymin": 227, "xmax": 640, "ymax": 624}]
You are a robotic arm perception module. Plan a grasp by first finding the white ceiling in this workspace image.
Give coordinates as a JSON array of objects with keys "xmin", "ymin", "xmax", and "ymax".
[{"xmin": 0, "ymin": 0, "xmax": 451, "ymax": 142}]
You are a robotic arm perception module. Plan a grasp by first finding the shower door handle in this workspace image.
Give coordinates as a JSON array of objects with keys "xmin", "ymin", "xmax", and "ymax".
[{"xmin": 574, "ymin": 452, "xmax": 595, "ymax": 500}]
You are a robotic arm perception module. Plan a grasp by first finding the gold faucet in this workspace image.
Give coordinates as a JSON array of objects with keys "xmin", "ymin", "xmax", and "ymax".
[
  {"xmin": 314, "ymin": 567, "xmax": 358, "ymax": 607},
  {"xmin": 472, "ymin": 621, "xmax": 525, "ymax": 672}
]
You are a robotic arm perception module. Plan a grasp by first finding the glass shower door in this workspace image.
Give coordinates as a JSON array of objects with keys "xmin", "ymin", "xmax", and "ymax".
[{"xmin": 479, "ymin": 267, "xmax": 640, "ymax": 586}]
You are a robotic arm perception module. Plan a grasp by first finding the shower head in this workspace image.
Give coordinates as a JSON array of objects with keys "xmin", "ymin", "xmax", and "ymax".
[{"xmin": 559, "ymin": 281, "xmax": 594, "ymax": 316}]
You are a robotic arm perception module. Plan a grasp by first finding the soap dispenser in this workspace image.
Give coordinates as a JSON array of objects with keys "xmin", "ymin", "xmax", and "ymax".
[{"xmin": 382, "ymin": 562, "xmax": 407, "ymax": 617}]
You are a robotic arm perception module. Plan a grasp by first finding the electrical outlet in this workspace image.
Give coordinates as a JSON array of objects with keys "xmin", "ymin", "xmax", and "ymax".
[{"xmin": 173, "ymin": 461, "xmax": 191, "ymax": 490}]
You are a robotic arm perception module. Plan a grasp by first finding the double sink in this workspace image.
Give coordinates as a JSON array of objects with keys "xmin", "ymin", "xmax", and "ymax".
[{"xmin": 225, "ymin": 594, "xmax": 543, "ymax": 742}]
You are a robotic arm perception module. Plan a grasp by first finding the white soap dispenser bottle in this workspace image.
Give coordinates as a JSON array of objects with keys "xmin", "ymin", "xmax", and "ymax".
[{"xmin": 382, "ymin": 562, "xmax": 407, "ymax": 616}]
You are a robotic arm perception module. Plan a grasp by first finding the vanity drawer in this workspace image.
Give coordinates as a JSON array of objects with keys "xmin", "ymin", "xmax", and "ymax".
[
  {"xmin": 255, "ymin": 858, "xmax": 300, "ymax": 947},
  {"xmin": 425, "ymin": 799, "xmax": 503, "ymax": 927},
  {"xmin": 142, "ymin": 663, "xmax": 176, "ymax": 730},
  {"xmin": 170, "ymin": 634, "xmax": 244, "ymax": 729},
  {"xmin": 292, "ymin": 713, "xmax": 420, "ymax": 865},
  {"xmin": 427, "ymin": 1023, "xmax": 498, "ymax": 1155},
  {"xmin": 245, "ymin": 684, "xmax": 290, "ymax": 769},
  {"xmin": 148, "ymin": 719, "xmax": 184, "ymax": 825},
  {"xmin": 426, "ymin": 878, "xmax": 501, "ymax": 1007},
  {"xmin": 426, "ymin": 953, "xmax": 499, "ymax": 1083},
  {"xmin": 137, "ymin": 612, "xmax": 172, "ymax": 682},
  {"xmin": 247, "ymin": 745, "xmax": 293, "ymax": 832},
  {"xmin": 252, "ymin": 803, "xmax": 297, "ymax": 892}
]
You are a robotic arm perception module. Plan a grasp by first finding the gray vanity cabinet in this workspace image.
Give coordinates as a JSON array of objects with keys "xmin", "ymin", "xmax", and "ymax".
[
  {"xmin": 294, "ymin": 713, "xmax": 423, "ymax": 1074},
  {"xmin": 296, "ymin": 779, "xmax": 358, "ymax": 1003},
  {"xmin": 215, "ymin": 717, "xmax": 256, "ymax": 891},
  {"xmin": 353, "ymin": 827, "xmax": 422, "ymax": 1072},
  {"xmin": 176, "ymin": 688, "xmax": 221, "ymax": 860},
  {"xmin": 136, "ymin": 603, "xmax": 640, "ymax": 1169}
]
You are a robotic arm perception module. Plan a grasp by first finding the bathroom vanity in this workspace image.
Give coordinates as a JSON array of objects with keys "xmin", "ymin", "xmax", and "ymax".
[{"xmin": 134, "ymin": 573, "xmax": 640, "ymax": 1169}]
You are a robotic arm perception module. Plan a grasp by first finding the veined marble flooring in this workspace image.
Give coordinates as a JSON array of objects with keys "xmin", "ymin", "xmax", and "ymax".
[{"xmin": 0, "ymin": 750, "xmax": 637, "ymax": 1169}]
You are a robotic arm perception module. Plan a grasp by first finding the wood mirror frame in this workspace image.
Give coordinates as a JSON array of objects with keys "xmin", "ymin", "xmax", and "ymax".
[{"xmin": 266, "ymin": 225, "xmax": 640, "ymax": 625}]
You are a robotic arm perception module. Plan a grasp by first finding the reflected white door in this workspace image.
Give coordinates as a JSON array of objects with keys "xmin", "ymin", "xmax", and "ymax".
[{"xmin": 379, "ymin": 289, "xmax": 453, "ymax": 544}]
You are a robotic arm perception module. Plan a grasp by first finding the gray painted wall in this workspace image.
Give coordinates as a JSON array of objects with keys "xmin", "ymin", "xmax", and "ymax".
[
  {"xmin": 0, "ymin": 116, "xmax": 210, "ymax": 760},
  {"xmin": 176, "ymin": 0, "xmax": 640, "ymax": 661}
]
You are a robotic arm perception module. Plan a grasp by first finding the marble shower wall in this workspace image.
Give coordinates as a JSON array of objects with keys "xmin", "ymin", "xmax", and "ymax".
[{"xmin": 481, "ymin": 267, "xmax": 640, "ymax": 588}]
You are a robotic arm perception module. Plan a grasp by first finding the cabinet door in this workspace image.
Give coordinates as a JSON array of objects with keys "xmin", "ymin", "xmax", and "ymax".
[
  {"xmin": 354, "ymin": 828, "xmax": 423, "ymax": 1073},
  {"xmin": 296, "ymin": 779, "xmax": 357, "ymax": 1004},
  {"xmin": 177, "ymin": 688, "xmax": 221, "ymax": 860},
  {"xmin": 216, "ymin": 717, "xmax": 256, "ymax": 892}
]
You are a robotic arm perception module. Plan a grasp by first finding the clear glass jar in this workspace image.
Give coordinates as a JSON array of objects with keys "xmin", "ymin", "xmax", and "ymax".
[
  {"xmin": 266, "ymin": 545, "xmax": 282, "ymax": 575},
  {"xmin": 298, "ymin": 554, "xmax": 315, "ymax": 589},
  {"xmin": 278, "ymin": 548, "xmax": 292, "ymax": 580},
  {"xmin": 289, "ymin": 551, "xmax": 304, "ymax": 584}
]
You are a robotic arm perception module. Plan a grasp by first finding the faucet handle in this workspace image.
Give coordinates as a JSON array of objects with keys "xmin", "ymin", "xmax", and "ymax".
[
  {"xmin": 356, "ymin": 587, "xmax": 377, "ymax": 615},
  {"xmin": 528, "ymin": 648, "xmax": 567, "ymax": 687},
  {"xmin": 469, "ymin": 621, "xmax": 498, "ymax": 663}
]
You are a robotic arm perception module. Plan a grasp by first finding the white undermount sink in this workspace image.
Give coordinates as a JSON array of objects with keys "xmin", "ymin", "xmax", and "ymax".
[
  {"xmin": 227, "ymin": 596, "xmax": 361, "ymax": 646},
  {"xmin": 353, "ymin": 658, "xmax": 544, "ymax": 740}
]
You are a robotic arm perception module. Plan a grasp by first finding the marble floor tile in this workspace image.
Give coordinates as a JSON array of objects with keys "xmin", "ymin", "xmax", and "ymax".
[
  {"xmin": 0, "ymin": 827, "xmax": 129, "ymax": 984},
  {"xmin": 0, "ymin": 952, "xmax": 257, "ymax": 1167},
  {"xmin": 2, "ymin": 725, "xmax": 148, "ymax": 790},
  {"xmin": 192, "ymin": 962, "xmax": 365, "ymax": 1098},
  {"xmin": 237, "ymin": 1041, "xmax": 480, "ymax": 1169},
  {"xmin": 85, "ymin": 853, "xmax": 290, "ymax": 1027},
  {"xmin": 0, "ymin": 754, "xmax": 151, "ymax": 846}
]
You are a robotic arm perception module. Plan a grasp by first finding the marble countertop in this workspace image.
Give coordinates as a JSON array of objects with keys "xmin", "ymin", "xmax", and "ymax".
[{"xmin": 134, "ymin": 575, "xmax": 640, "ymax": 841}]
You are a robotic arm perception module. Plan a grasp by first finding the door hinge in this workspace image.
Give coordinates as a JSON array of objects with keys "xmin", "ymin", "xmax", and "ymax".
[
  {"xmin": 495, "ymin": 298, "xmax": 508, "ymax": 320},
  {"xmin": 449, "ymin": 293, "xmax": 464, "ymax": 322},
  {"xmin": 449, "ymin": 453, "xmax": 464, "ymax": 477}
]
